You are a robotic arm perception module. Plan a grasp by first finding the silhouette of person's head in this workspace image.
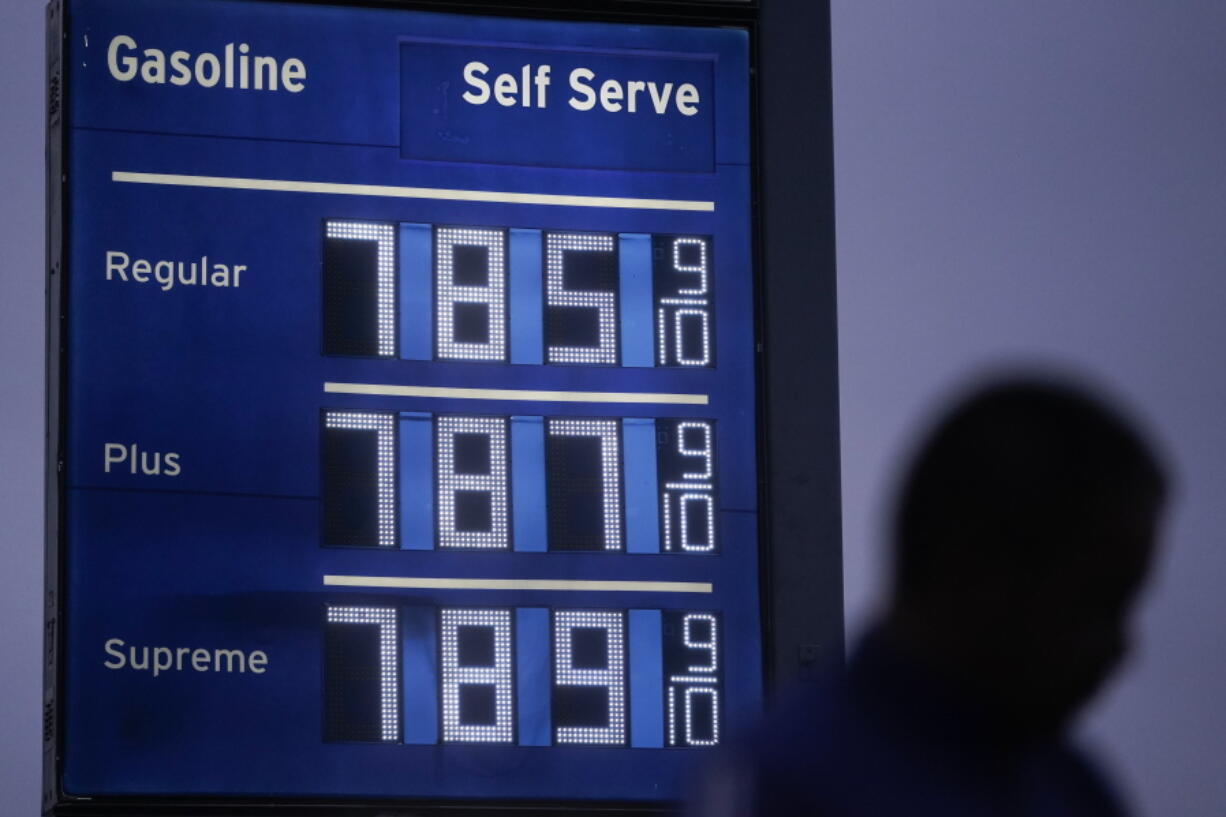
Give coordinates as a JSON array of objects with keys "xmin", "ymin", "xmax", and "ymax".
[{"xmin": 884, "ymin": 377, "xmax": 1168, "ymax": 740}]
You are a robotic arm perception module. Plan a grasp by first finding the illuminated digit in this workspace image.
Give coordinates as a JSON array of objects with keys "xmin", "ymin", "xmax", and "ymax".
[
  {"xmin": 547, "ymin": 418, "xmax": 623, "ymax": 551},
  {"xmin": 545, "ymin": 232, "xmax": 618, "ymax": 365},
  {"xmin": 323, "ymin": 221, "xmax": 396, "ymax": 357},
  {"xmin": 672, "ymin": 237, "xmax": 708, "ymax": 295},
  {"xmin": 435, "ymin": 226, "xmax": 506, "ymax": 361},
  {"xmin": 324, "ymin": 606, "xmax": 399, "ymax": 742},
  {"xmin": 436, "ymin": 416, "xmax": 510, "ymax": 549},
  {"xmin": 683, "ymin": 613, "xmax": 718, "ymax": 672},
  {"xmin": 553, "ymin": 610, "xmax": 626, "ymax": 745},
  {"xmin": 677, "ymin": 421, "xmax": 713, "ymax": 480},
  {"xmin": 322, "ymin": 411, "xmax": 396, "ymax": 548},
  {"xmin": 439, "ymin": 608, "xmax": 514, "ymax": 743}
]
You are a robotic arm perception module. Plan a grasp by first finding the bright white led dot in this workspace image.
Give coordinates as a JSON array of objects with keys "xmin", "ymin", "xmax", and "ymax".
[
  {"xmin": 326, "ymin": 221, "xmax": 396, "ymax": 357},
  {"xmin": 324, "ymin": 411, "xmax": 396, "ymax": 547},
  {"xmin": 548, "ymin": 418, "xmax": 622, "ymax": 550},
  {"xmin": 545, "ymin": 232, "xmax": 617, "ymax": 365},
  {"xmin": 656, "ymin": 308, "xmax": 668, "ymax": 366},
  {"xmin": 667, "ymin": 685, "xmax": 678, "ymax": 746},
  {"xmin": 661, "ymin": 489, "xmax": 673, "ymax": 552},
  {"xmin": 327, "ymin": 605, "xmax": 399, "ymax": 742},
  {"xmin": 439, "ymin": 608, "xmax": 514, "ymax": 743},
  {"xmin": 435, "ymin": 226, "xmax": 506, "ymax": 361},
  {"xmin": 553, "ymin": 610, "xmax": 626, "ymax": 745},
  {"xmin": 436, "ymin": 416, "xmax": 510, "ymax": 550}
]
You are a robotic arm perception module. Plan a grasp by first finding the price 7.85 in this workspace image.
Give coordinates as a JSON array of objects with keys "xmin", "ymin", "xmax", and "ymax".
[{"xmin": 322, "ymin": 221, "xmax": 714, "ymax": 369}]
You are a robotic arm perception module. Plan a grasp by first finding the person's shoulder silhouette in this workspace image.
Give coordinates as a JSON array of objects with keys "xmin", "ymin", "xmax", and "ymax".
[{"xmin": 693, "ymin": 376, "xmax": 1168, "ymax": 817}]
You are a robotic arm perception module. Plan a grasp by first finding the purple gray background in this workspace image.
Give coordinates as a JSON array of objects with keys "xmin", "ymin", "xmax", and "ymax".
[{"xmin": 3, "ymin": 2, "xmax": 1224, "ymax": 814}]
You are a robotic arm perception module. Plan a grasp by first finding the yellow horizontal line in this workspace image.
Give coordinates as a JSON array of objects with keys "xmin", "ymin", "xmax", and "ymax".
[
  {"xmin": 112, "ymin": 171, "xmax": 715, "ymax": 212},
  {"xmin": 323, "ymin": 575, "xmax": 713, "ymax": 594},
  {"xmin": 324, "ymin": 381, "xmax": 709, "ymax": 406}
]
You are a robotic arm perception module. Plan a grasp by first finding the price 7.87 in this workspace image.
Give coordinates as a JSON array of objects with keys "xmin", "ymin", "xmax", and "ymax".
[{"xmin": 321, "ymin": 411, "xmax": 718, "ymax": 554}]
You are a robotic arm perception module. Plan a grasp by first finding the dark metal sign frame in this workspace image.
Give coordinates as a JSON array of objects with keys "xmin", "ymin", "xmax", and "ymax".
[{"xmin": 44, "ymin": 0, "xmax": 839, "ymax": 813}]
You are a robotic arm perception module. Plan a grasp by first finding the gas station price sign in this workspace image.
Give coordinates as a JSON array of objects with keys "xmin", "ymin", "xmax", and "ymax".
[{"xmin": 46, "ymin": 0, "xmax": 770, "ymax": 809}]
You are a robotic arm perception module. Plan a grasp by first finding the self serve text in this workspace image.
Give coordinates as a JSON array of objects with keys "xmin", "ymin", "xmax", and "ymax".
[{"xmin": 462, "ymin": 62, "xmax": 701, "ymax": 116}]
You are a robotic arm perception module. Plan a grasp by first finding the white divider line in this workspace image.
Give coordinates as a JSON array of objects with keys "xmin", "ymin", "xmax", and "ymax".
[
  {"xmin": 112, "ymin": 171, "xmax": 715, "ymax": 212},
  {"xmin": 323, "ymin": 575, "xmax": 713, "ymax": 594},
  {"xmin": 323, "ymin": 381, "xmax": 709, "ymax": 406}
]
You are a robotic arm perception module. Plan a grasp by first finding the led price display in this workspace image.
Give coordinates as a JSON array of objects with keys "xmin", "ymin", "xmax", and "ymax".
[
  {"xmin": 51, "ymin": 0, "xmax": 762, "ymax": 806},
  {"xmin": 321, "ymin": 410, "xmax": 717, "ymax": 553},
  {"xmin": 322, "ymin": 606, "xmax": 721, "ymax": 749},
  {"xmin": 322, "ymin": 223, "xmax": 715, "ymax": 368}
]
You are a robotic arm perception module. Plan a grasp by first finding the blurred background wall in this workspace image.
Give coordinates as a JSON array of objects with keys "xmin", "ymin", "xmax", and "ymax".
[
  {"xmin": 831, "ymin": 5, "xmax": 1226, "ymax": 814},
  {"xmin": 3, "ymin": 2, "xmax": 1224, "ymax": 814}
]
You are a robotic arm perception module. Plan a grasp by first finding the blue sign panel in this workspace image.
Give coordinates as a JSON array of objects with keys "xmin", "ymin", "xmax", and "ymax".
[
  {"xmin": 58, "ymin": 0, "xmax": 755, "ymax": 804},
  {"xmin": 399, "ymin": 42, "xmax": 716, "ymax": 171}
]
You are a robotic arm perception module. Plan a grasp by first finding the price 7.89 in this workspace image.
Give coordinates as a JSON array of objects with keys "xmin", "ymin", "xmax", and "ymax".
[{"xmin": 324, "ymin": 605, "xmax": 721, "ymax": 748}]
